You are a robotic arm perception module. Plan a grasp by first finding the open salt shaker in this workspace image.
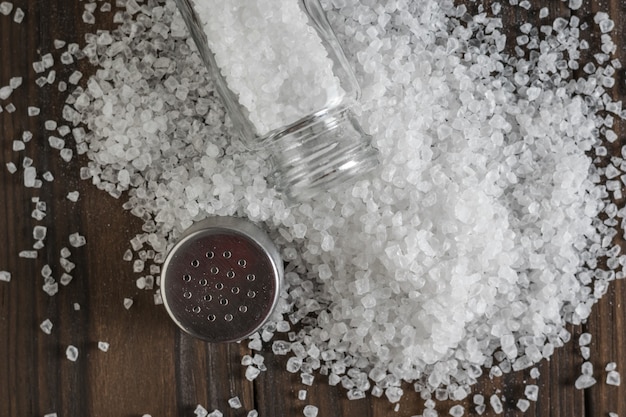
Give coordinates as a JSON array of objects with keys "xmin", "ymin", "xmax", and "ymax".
[
  {"xmin": 175, "ymin": 0, "xmax": 379, "ymax": 200},
  {"xmin": 161, "ymin": 216, "xmax": 284, "ymax": 343}
]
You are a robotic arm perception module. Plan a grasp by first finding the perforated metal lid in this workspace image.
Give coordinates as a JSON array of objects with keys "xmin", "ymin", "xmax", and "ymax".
[{"xmin": 161, "ymin": 216, "xmax": 283, "ymax": 343}]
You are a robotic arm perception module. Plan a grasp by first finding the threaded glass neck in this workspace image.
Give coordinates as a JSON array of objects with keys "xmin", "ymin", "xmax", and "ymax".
[{"xmin": 266, "ymin": 107, "xmax": 379, "ymax": 201}]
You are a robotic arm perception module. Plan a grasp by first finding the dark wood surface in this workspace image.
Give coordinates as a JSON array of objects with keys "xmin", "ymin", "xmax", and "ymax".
[{"xmin": 1, "ymin": 1, "xmax": 626, "ymax": 416}]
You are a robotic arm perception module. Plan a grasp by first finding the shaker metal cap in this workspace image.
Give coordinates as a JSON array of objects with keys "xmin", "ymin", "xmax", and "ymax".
[{"xmin": 161, "ymin": 216, "xmax": 283, "ymax": 343}]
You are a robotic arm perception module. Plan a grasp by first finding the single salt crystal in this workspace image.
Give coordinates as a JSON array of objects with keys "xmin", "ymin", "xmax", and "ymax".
[
  {"xmin": 286, "ymin": 357, "xmax": 302, "ymax": 373},
  {"xmin": 0, "ymin": 1, "xmax": 12, "ymax": 15},
  {"xmin": 449, "ymin": 404, "xmax": 465, "ymax": 417},
  {"xmin": 67, "ymin": 191, "xmax": 80, "ymax": 202},
  {"xmin": 68, "ymin": 71, "xmax": 83, "ymax": 84},
  {"xmin": 33, "ymin": 225, "xmax": 47, "ymax": 240},
  {"xmin": 568, "ymin": 0, "xmax": 582, "ymax": 10},
  {"xmin": 301, "ymin": 373, "xmax": 314, "ymax": 386},
  {"xmin": 245, "ymin": 365, "xmax": 261, "ymax": 381},
  {"xmin": 43, "ymin": 414, "xmax": 57, "ymax": 417},
  {"xmin": 19, "ymin": 250, "xmax": 37, "ymax": 259},
  {"xmin": 42, "ymin": 171, "xmax": 54, "ymax": 182},
  {"xmin": 580, "ymin": 346, "xmax": 590, "ymax": 360},
  {"xmin": 60, "ymin": 148, "xmax": 73, "ymax": 162},
  {"xmin": 579, "ymin": 333, "xmax": 592, "ymax": 346},
  {"xmin": 228, "ymin": 396, "xmax": 242, "ymax": 409},
  {"xmin": 12, "ymin": 140, "xmax": 24, "ymax": 151},
  {"xmin": 247, "ymin": 410, "xmax": 258, "ymax": 417},
  {"xmin": 41, "ymin": 53, "xmax": 54, "ymax": 68},
  {"xmin": 73, "ymin": 303, "xmax": 80, "ymax": 311},
  {"xmin": 608, "ymin": 413, "xmax": 618, "ymax": 417},
  {"xmin": 60, "ymin": 273, "xmax": 72, "ymax": 286},
  {"xmin": 23, "ymin": 167, "xmax": 36, "ymax": 187},
  {"xmin": 5, "ymin": 103, "xmax": 15, "ymax": 112},
  {"xmin": 69, "ymin": 232, "xmax": 86, "ymax": 247},
  {"xmin": 530, "ymin": 367, "xmax": 540, "ymax": 379},
  {"xmin": 303, "ymin": 405, "xmax": 318, "ymax": 417},
  {"xmin": 54, "ymin": 39, "xmax": 66, "ymax": 49},
  {"xmin": 123, "ymin": 298, "xmax": 133, "ymax": 309},
  {"xmin": 207, "ymin": 410, "xmax": 223, "ymax": 417},
  {"xmin": 0, "ymin": 86, "xmax": 12, "ymax": 100},
  {"xmin": 82, "ymin": 10, "xmax": 95, "ymax": 24},
  {"xmin": 607, "ymin": 370, "xmax": 621, "ymax": 386},
  {"xmin": 194, "ymin": 405, "xmax": 208, "ymax": 417},
  {"xmin": 516, "ymin": 399, "xmax": 530, "ymax": 412},
  {"xmin": 40, "ymin": 319, "xmax": 53, "ymax": 334},
  {"xmin": 524, "ymin": 385, "xmax": 539, "ymax": 401},
  {"xmin": 489, "ymin": 395, "xmax": 503, "ymax": 414},
  {"xmin": 581, "ymin": 361, "xmax": 593, "ymax": 376},
  {"xmin": 66, "ymin": 345, "xmax": 79, "ymax": 361},
  {"xmin": 575, "ymin": 374, "xmax": 597, "ymax": 390},
  {"xmin": 27, "ymin": 106, "xmax": 40, "ymax": 116},
  {"xmin": 6, "ymin": 162, "xmax": 17, "ymax": 174},
  {"xmin": 12, "ymin": 6, "xmax": 23, "ymax": 23},
  {"xmin": 298, "ymin": 390, "xmax": 307, "ymax": 400},
  {"xmin": 606, "ymin": 362, "xmax": 617, "ymax": 371}
]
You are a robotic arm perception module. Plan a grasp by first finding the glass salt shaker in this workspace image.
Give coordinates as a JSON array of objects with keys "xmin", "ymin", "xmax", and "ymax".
[{"xmin": 174, "ymin": 0, "xmax": 379, "ymax": 200}]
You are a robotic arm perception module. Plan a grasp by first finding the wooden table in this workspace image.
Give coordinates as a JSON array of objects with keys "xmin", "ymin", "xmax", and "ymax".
[{"xmin": 1, "ymin": 1, "xmax": 625, "ymax": 416}]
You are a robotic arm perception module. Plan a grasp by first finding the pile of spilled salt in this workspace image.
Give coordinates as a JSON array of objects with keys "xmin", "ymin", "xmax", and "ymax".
[{"xmin": 2, "ymin": 0, "xmax": 626, "ymax": 414}]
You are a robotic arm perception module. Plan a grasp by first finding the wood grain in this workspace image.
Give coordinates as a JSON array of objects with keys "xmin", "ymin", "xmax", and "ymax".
[{"xmin": 1, "ymin": 1, "xmax": 626, "ymax": 416}]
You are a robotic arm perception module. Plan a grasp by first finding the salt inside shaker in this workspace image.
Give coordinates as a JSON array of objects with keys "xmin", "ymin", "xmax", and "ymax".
[{"xmin": 174, "ymin": 0, "xmax": 379, "ymax": 200}]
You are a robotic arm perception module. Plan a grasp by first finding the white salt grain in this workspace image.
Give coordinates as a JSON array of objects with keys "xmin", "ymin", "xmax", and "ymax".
[
  {"xmin": 66, "ymin": 191, "xmax": 80, "ymax": 202},
  {"xmin": 40, "ymin": 319, "xmax": 53, "ymax": 334},
  {"xmin": 524, "ymin": 385, "xmax": 539, "ymax": 402},
  {"xmin": 69, "ymin": 232, "xmax": 86, "ymax": 247},
  {"xmin": 607, "ymin": 370, "xmax": 621, "ymax": 386},
  {"xmin": 0, "ymin": 271, "xmax": 10, "ymax": 282},
  {"xmin": 66, "ymin": 345, "xmax": 79, "ymax": 361},
  {"xmin": 194, "ymin": 405, "xmax": 208, "ymax": 417},
  {"xmin": 6, "ymin": 162, "xmax": 17, "ymax": 174},
  {"xmin": 247, "ymin": 410, "xmax": 258, "ymax": 417},
  {"xmin": 516, "ymin": 399, "xmax": 530, "ymax": 412},
  {"xmin": 303, "ymin": 405, "xmax": 318, "ymax": 417},
  {"xmin": 575, "ymin": 374, "xmax": 597, "ymax": 390},
  {"xmin": 12, "ymin": 6, "xmax": 23, "ymax": 23},
  {"xmin": 228, "ymin": 396, "xmax": 242, "ymax": 409},
  {"xmin": 0, "ymin": 1, "xmax": 12, "ymax": 15},
  {"xmin": 449, "ymin": 405, "xmax": 465, "ymax": 417},
  {"xmin": 123, "ymin": 298, "xmax": 133, "ymax": 310}
]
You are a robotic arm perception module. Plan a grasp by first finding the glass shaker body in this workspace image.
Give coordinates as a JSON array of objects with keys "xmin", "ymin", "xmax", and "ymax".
[{"xmin": 175, "ymin": 0, "xmax": 379, "ymax": 200}]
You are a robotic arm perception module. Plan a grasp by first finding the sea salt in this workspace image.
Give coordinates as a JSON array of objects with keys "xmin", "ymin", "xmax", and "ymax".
[
  {"xmin": 66, "ymin": 345, "xmax": 79, "ymax": 361},
  {"xmin": 607, "ymin": 370, "xmax": 621, "ymax": 386},
  {"xmin": 228, "ymin": 396, "xmax": 242, "ymax": 409},
  {"xmin": 0, "ymin": 1, "xmax": 12, "ymax": 15},
  {"xmin": 38, "ymin": 0, "xmax": 626, "ymax": 408},
  {"xmin": 69, "ymin": 232, "xmax": 86, "ymax": 247},
  {"xmin": 40, "ymin": 319, "xmax": 53, "ymax": 334},
  {"xmin": 12, "ymin": 6, "xmax": 23, "ymax": 23},
  {"xmin": 192, "ymin": 0, "xmax": 344, "ymax": 135},
  {"xmin": 303, "ymin": 405, "xmax": 318, "ymax": 417}
]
